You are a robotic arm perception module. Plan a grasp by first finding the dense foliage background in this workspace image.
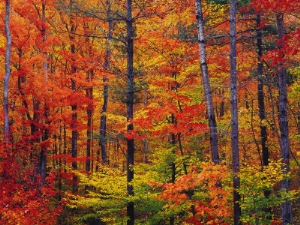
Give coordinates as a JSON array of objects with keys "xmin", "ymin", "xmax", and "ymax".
[{"xmin": 0, "ymin": 0, "xmax": 300, "ymax": 224}]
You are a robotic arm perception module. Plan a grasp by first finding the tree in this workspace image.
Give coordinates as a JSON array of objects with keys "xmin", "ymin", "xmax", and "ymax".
[
  {"xmin": 195, "ymin": 0, "xmax": 220, "ymax": 165},
  {"xmin": 276, "ymin": 12, "xmax": 292, "ymax": 225},
  {"xmin": 256, "ymin": 12, "xmax": 271, "ymax": 218},
  {"xmin": 99, "ymin": 0, "xmax": 113, "ymax": 166},
  {"xmin": 4, "ymin": 0, "xmax": 12, "ymax": 145},
  {"xmin": 39, "ymin": 0, "xmax": 49, "ymax": 186},
  {"xmin": 229, "ymin": 0, "xmax": 241, "ymax": 224},
  {"xmin": 126, "ymin": 0, "xmax": 135, "ymax": 224},
  {"xmin": 68, "ymin": 0, "xmax": 79, "ymax": 193}
]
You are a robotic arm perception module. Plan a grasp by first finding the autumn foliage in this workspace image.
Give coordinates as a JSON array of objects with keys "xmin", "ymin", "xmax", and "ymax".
[{"xmin": 0, "ymin": 0, "xmax": 300, "ymax": 224}]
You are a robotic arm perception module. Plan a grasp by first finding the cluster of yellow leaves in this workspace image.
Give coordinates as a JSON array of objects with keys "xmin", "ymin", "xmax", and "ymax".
[
  {"xmin": 67, "ymin": 167, "xmax": 127, "ymax": 223},
  {"xmin": 238, "ymin": 161, "xmax": 300, "ymax": 224},
  {"xmin": 239, "ymin": 160, "xmax": 290, "ymax": 193}
]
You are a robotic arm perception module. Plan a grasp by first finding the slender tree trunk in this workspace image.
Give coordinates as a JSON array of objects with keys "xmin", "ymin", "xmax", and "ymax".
[
  {"xmin": 195, "ymin": 0, "xmax": 219, "ymax": 165},
  {"xmin": 4, "ymin": 0, "xmax": 12, "ymax": 145},
  {"xmin": 86, "ymin": 70, "xmax": 93, "ymax": 172},
  {"xmin": 16, "ymin": 50, "xmax": 29, "ymax": 138},
  {"xmin": 71, "ymin": 75, "xmax": 78, "ymax": 193},
  {"xmin": 256, "ymin": 13, "xmax": 271, "ymax": 218},
  {"xmin": 99, "ymin": 77, "xmax": 108, "ymax": 165},
  {"xmin": 39, "ymin": 0, "xmax": 48, "ymax": 186},
  {"xmin": 256, "ymin": 13, "xmax": 268, "ymax": 160},
  {"xmin": 70, "ymin": 0, "xmax": 78, "ymax": 193},
  {"xmin": 143, "ymin": 88, "xmax": 149, "ymax": 163},
  {"xmin": 229, "ymin": 0, "xmax": 241, "ymax": 224},
  {"xmin": 32, "ymin": 97, "xmax": 41, "ymax": 169},
  {"xmin": 126, "ymin": 0, "xmax": 135, "ymax": 224},
  {"xmin": 99, "ymin": 0, "xmax": 113, "ymax": 165},
  {"xmin": 84, "ymin": 22, "xmax": 93, "ymax": 173},
  {"xmin": 86, "ymin": 113, "xmax": 92, "ymax": 172},
  {"xmin": 219, "ymin": 89, "xmax": 225, "ymax": 117},
  {"xmin": 169, "ymin": 114, "xmax": 176, "ymax": 225},
  {"xmin": 276, "ymin": 13, "xmax": 292, "ymax": 225},
  {"xmin": 58, "ymin": 118, "xmax": 63, "ymax": 201},
  {"xmin": 63, "ymin": 117, "xmax": 67, "ymax": 173}
]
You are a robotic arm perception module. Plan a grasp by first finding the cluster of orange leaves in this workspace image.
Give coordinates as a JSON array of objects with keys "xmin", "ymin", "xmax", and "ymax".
[{"xmin": 150, "ymin": 162, "xmax": 233, "ymax": 224}]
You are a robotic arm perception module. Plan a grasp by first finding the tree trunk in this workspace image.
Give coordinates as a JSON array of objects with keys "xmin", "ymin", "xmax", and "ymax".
[
  {"xmin": 99, "ymin": 0, "xmax": 113, "ymax": 165},
  {"xmin": 143, "ymin": 88, "xmax": 149, "ymax": 163},
  {"xmin": 256, "ymin": 13, "xmax": 271, "ymax": 218},
  {"xmin": 70, "ymin": 0, "xmax": 78, "ymax": 193},
  {"xmin": 86, "ymin": 70, "xmax": 93, "ymax": 172},
  {"xmin": 126, "ymin": 0, "xmax": 135, "ymax": 224},
  {"xmin": 169, "ymin": 115, "xmax": 176, "ymax": 225},
  {"xmin": 195, "ymin": 0, "xmax": 220, "ymax": 165},
  {"xmin": 99, "ymin": 77, "xmax": 108, "ymax": 165},
  {"xmin": 71, "ymin": 80, "xmax": 78, "ymax": 194},
  {"xmin": 4, "ymin": 0, "xmax": 12, "ymax": 145},
  {"xmin": 84, "ymin": 22, "xmax": 94, "ymax": 173},
  {"xmin": 229, "ymin": 0, "xmax": 241, "ymax": 224},
  {"xmin": 276, "ymin": 13, "xmax": 292, "ymax": 225},
  {"xmin": 39, "ymin": 0, "xmax": 48, "ymax": 186}
]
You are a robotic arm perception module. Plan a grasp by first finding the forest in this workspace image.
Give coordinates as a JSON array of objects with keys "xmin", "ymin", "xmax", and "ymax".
[{"xmin": 0, "ymin": 0, "xmax": 300, "ymax": 224}]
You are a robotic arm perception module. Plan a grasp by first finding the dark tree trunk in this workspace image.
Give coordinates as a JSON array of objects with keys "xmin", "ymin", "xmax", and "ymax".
[
  {"xmin": 256, "ymin": 13, "xmax": 271, "ymax": 218},
  {"xmin": 57, "ymin": 118, "xmax": 63, "ymax": 201},
  {"xmin": 256, "ymin": 14, "xmax": 269, "ymax": 167},
  {"xmin": 169, "ymin": 115, "xmax": 176, "ymax": 225},
  {"xmin": 4, "ymin": 0, "xmax": 12, "ymax": 145},
  {"xmin": 84, "ymin": 21, "xmax": 93, "ymax": 173},
  {"xmin": 39, "ymin": 0, "xmax": 48, "ymax": 186},
  {"xmin": 86, "ymin": 71, "xmax": 93, "ymax": 172},
  {"xmin": 99, "ymin": 0, "xmax": 113, "ymax": 165},
  {"xmin": 195, "ymin": 0, "xmax": 220, "ymax": 165},
  {"xmin": 218, "ymin": 89, "xmax": 225, "ymax": 117},
  {"xmin": 229, "ymin": 0, "xmax": 241, "ymax": 224},
  {"xmin": 32, "ymin": 98, "xmax": 41, "ymax": 163},
  {"xmin": 126, "ymin": 0, "xmax": 135, "ymax": 224},
  {"xmin": 276, "ymin": 13, "xmax": 292, "ymax": 225},
  {"xmin": 70, "ymin": 0, "xmax": 78, "ymax": 193},
  {"xmin": 99, "ymin": 80, "xmax": 108, "ymax": 165},
  {"xmin": 143, "ymin": 89, "xmax": 149, "ymax": 163},
  {"xmin": 71, "ymin": 79, "xmax": 78, "ymax": 194}
]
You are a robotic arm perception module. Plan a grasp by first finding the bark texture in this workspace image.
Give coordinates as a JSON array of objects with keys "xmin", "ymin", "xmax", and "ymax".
[
  {"xmin": 70, "ymin": 0, "xmax": 78, "ymax": 193},
  {"xmin": 4, "ymin": 0, "xmax": 12, "ymax": 144},
  {"xmin": 86, "ymin": 70, "xmax": 93, "ymax": 172},
  {"xmin": 195, "ymin": 0, "xmax": 220, "ymax": 165},
  {"xmin": 40, "ymin": 0, "xmax": 48, "ymax": 186},
  {"xmin": 229, "ymin": 0, "xmax": 241, "ymax": 224},
  {"xmin": 256, "ymin": 13, "xmax": 271, "ymax": 218},
  {"xmin": 276, "ymin": 13, "xmax": 292, "ymax": 225},
  {"xmin": 126, "ymin": 0, "xmax": 135, "ymax": 224},
  {"xmin": 99, "ymin": 0, "xmax": 113, "ymax": 165}
]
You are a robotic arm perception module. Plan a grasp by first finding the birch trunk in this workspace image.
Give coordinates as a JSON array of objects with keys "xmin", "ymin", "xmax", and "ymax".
[{"xmin": 195, "ymin": 0, "xmax": 219, "ymax": 165}]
